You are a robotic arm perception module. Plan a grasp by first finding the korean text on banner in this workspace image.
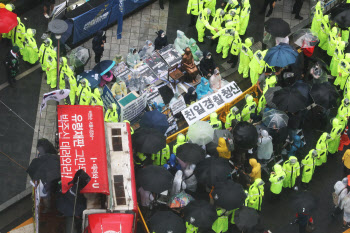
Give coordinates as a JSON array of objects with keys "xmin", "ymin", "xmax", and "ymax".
[
  {"xmin": 181, "ymin": 82, "xmax": 242, "ymax": 125},
  {"xmin": 120, "ymin": 93, "xmax": 148, "ymax": 121},
  {"xmin": 57, "ymin": 105, "xmax": 109, "ymax": 195}
]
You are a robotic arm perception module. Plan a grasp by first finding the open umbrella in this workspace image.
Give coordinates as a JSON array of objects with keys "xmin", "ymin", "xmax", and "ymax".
[
  {"xmin": 265, "ymin": 18, "xmax": 291, "ymax": 37},
  {"xmin": 330, "ymin": 6, "xmax": 350, "ymax": 28},
  {"xmin": 194, "ymin": 157, "xmax": 231, "ymax": 186},
  {"xmin": 187, "ymin": 121, "xmax": 215, "ymax": 146},
  {"xmin": 176, "ymin": 143, "xmax": 206, "ymax": 164},
  {"xmin": 150, "ymin": 211, "xmax": 186, "ymax": 233},
  {"xmin": 232, "ymin": 122, "xmax": 258, "ymax": 149},
  {"xmin": 264, "ymin": 43, "xmax": 298, "ymax": 67},
  {"xmin": 140, "ymin": 110, "xmax": 169, "ymax": 135},
  {"xmin": 291, "ymin": 191, "xmax": 317, "ymax": 213},
  {"xmin": 184, "ymin": 200, "xmax": 217, "ymax": 228},
  {"xmin": 265, "ymin": 86, "xmax": 282, "ymax": 108},
  {"xmin": 26, "ymin": 154, "xmax": 60, "ymax": 184},
  {"xmin": 234, "ymin": 207, "xmax": 260, "ymax": 233},
  {"xmin": 293, "ymin": 29, "xmax": 319, "ymax": 48},
  {"xmin": 212, "ymin": 180, "xmax": 246, "ymax": 210},
  {"xmin": 77, "ymin": 70, "xmax": 101, "ymax": 89},
  {"xmin": 93, "ymin": 60, "xmax": 116, "ymax": 76},
  {"xmin": 272, "ymin": 87, "xmax": 308, "ymax": 113},
  {"xmin": 37, "ymin": 138, "xmax": 57, "ymax": 155},
  {"xmin": 0, "ymin": 8, "xmax": 17, "ymax": 33},
  {"xmin": 136, "ymin": 165, "xmax": 173, "ymax": 193},
  {"xmin": 67, "ymin": 46, "xmax": 90, "ymax": 72},
  {"xmin": 310, "ymin": 82, "xmax": 340, "ymax": 109},
  {"xmin": 262, "ymin": 109, "xmax": 289, "ymax": 129},
  {"xmin": 133, "ymin": 128, "xmax": 166, "ymax": 154},
  {"xmin": 213, "ymin": 129, "xmax": 234, "ymax": 144},
  {"xmin": 292, "ymin": 81, "xmax": 312, "ymax": 105}
]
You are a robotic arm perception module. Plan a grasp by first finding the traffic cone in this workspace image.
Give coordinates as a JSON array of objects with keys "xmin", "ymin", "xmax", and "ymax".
[{"xmin": 339, "ymin": 126, "xmax": 350, "ymax": 151}]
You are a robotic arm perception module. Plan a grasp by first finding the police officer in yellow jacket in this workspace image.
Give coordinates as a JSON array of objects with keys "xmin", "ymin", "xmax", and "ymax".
[
  {"xmin": 225, "ymin": 106, "xmax": 241, "ymax": 129},
  {"xmin": 152, "ymin": 145, "xmax": 171, "ymax": 166},
  {"xmin": 59, "ymin": 57, "xmax": 74, "ymax": 89},
  {"xmin": 64, "ymin": 73, "xmax": 77, "ymax": 105},
  {"xmin": 39, "ymin": 39, "xmax": 54, "ymax": 74},
  {"xmin": 187, "ymin": 0, "xmax": 204, "ymax": 26},
  {"xmin": 246, "ymin": 178, "xmax": 264, "ymax": 211},
  {"xmin": 46, "ymin": 50, "xmax": 58, "ymax": 89},
  {"xmin": 282, "ymin": 156, "xmax": 300, "ymax": 189},
  {"xmin": 269, "ymin": 164, "xmax": 286, "ymax": 196},
  {"xmin": 301, "ymin": 150, "xmax": 317, "ymax": 187},
  {"xmin": 196, "ymin": 8, "xmax": 216, "ymax": 43},
  {"xmin": 12, "ymin": 17, "xmax": 26, "ymax": 50},
  {"xmin": 91, "ymin": 88, "xmax": 104, "ymax": 107},
  {"xmin": 173, "ymin": 133, "xmax": 187, "ymax": 155},
  {"xmin": 76, "ymin": 79, "xmax": 92, "ymax": 105},
  {"xmin": 209, "ymin": 112, "xmax": 222, "ymax": 129},
  {"xmin": 22, "ymin": 29, "xmax": 39, "ymax": 64},
  {"xmin": 241, "ymin": 94, "xmax": 256, "ymax": 122},
  {"xmin": 104, "ymin": 103, "xmax": 119, "ymax": 122},
  {"xmin": 315, "ymin": 132, "xmax": 330, "ymax": 166}
]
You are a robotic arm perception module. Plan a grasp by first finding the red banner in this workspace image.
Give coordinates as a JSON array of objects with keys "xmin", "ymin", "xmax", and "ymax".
[{"xmin": 57, "ymin": 105, "xmax": 109, "ymax": 195}]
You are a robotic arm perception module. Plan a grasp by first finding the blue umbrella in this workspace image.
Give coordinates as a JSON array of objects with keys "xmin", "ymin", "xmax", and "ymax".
[
  {"xmin": 76, "ymin": 70, "xmax": 101, "ymax": 89},
  {"xmin": 93, "ymin": 60, "xmax": 116, "ymax": 76},
  {"xmin": 140, "ymin": 110, "xmax": 169, "ymax": 135},
  {"xmin": 264, "ymin": 43, "xmax": 298, "ymax": 67}
]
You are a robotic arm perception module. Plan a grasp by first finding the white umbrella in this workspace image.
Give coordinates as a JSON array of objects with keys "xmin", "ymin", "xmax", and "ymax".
[{"xmin": 187, "ymin": 121, "xmax": 215, "ymax": 146}]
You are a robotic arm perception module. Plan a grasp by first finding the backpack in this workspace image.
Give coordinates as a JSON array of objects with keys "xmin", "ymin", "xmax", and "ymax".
[
  {"xmin": 225, "ymin": 136, "xmax": 235, "ymax": 151},
  {"xmin": 332, "ymin": 187, "xmax": 347, "ymax": 206}
]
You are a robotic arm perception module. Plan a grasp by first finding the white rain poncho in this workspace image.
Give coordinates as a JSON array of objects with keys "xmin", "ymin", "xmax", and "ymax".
[
  {"xmin": 138, "ymin": 187, "xmax": 154, "ymax": 207},
  {"xmin": 126, "ymin": 48, "xmax": 141, "ymax": 67},
  {"xmin": 126, "ymin": 71, "xmax": 146, "ymax": 92},
  {"xmin": 174, "ymin": 30, "xmax": 190, "ymax": 55},
  {"xmin": 334, "ymin": 181, "xmax": 349, "ymax": 209},
  {"xmin": 139, "ymin": 40, "xmax": 155, "ymax": 59},
  {"xmin": 170, "ymin": 170, "xmax": 186, "ymax": 196},
  {"xmin": 275, "ymin": 36, "xmax": 289, "ymax": 45},
  {"xmin": 183, "ymin": 164, "xmax": 197, "ymax": 192},
  {"xmin": 209, "ymin": 69, "xmax": 222, "ymax": 92},
  {"xmin": 257, "ymin": 130, "xmax": 273, "ymax": 160}
]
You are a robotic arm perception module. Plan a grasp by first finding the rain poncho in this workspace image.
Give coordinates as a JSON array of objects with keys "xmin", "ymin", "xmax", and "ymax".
[
  {"xmin": 327, "ymin": 27, "xmax": 339, "ymax": 56},
  {"xmin": 138, "ymin": 187, "xmax": 154, "ymax": 207},
  {"xmin": 111, "ymin": 80, "xmax": 127, "ymax": 99},
  {"xmin": 204, "ymin": 0, "xmax": 216, "ymax": 16},
  {"xmin": 334, "ymin": 181, "xmax": 348, "ymax": 209},
  {"xmin": 12, "ymin": 17, "xmax": 26, "ymax": 50},
  {"xmin": 170, "ymin": 170, "xmax": 186, "ymax": 197},
  {"xmin": 188, "ymin": 38, "xmax": 202, "ymax": 61},
  {"xmin": 152, "ymin": 145, "xmax": 170, "ymax": 166},
  {"xmin": 209, "ymin": 70, "xmax": 223, "ymax": 92},
  {"xmin": 238, "ymin": 38, "xmax": 253, "ymax": 78},
  {"xmin": 335, "ymin": 53, "xmax": 350, "ymax": 90},
  {"xmin": 217, "ymin": 138, "xmax": 231, "ymax": 159},
  {"xmin": 186, "ymin": 222, "xmax": 198, "ymax": 233},
  {"xmin": 64, "ymin": 73, "xmax": 77, "ymax": 105},
  {"xmin": 282, "ymin": 156, "xmax": 300, "ymax": 188},
  {"xmin": 336, "ymin": 99, "xmax": 350, "ymax": 128},
  {"xmin": 39, "ymin": 38, "xmax": 54, "ymax": 72},
  {"xmin": 90, "ymin": 88, "xmax": 104, "ymax": 107},
  {"xmin": 183, "ymin": 164, "xmax": 197, "ymax": 192},
  {"xmin": 196, "ymin": 77, "xmax": 213, "ymax": 99},
  {"xmin": 330, "ymin": 41, "xmax": 345, "ymax": 77},
  {"xmin": 269, "ymin": 164, "xmax": 286, "ymax": 194},
  {"xmin": 311, "ymin": 1, "xmax": 324, "ymax": 34},
  {"xmin": 104, "ymin": 103, "xmax": 119, "ymax": 122},
  {"xmin": 173, "ymin": 134, "xmax": 186, "ymax": 155},
  {"xmin": 241, "ymin": 95, "xmax": 256, "ymax": 121},
  {"xmin": 230, "ymin": 30, "xmax": 242, "ymax": 56},
  {"xmin": 46, "ymin": 50, "xmax": 58, "ymax": 89},
  {"xmin": 196, "ymin": 8, "xmax": 215, "ymax": 42},
  {"xmin": 209, "ymin": 112, "xmax": 222, "ymax": 129},
  {"xmin": 246, "ymin": 178, "xmax": 264, "ymax": 211},
  {"xmin": 224, "ymin": 0, "xmax": 240, "ymax": 12},
  {"xmin": 257, "ymin": 130, "xmax": 273, "ymax": 160},
  {"xmin": 301, "ymin": 150, "xmax": 317, "ymax": 184},
  {"xmin": 76, "ymin": 79, "xmax": 92, "ymax": 105},
  {"xmin": 187, "ymin": 0, "xmax": 204, "ymax": 16},
  {"xmin": 225, "ymin": 107, "xmax": 241, "ymax": 129},
  {"xmin": 288, "ymin": 135, "xmax": 303, "ymax": 157},
  {"xmin": 328, "ymin": 118, "xmax": 343, "ymax": 154},
  {"xmin": 318, "ymin": 15, "xmax": 330, "ymax": 51},
  {"xmin": 174, "ymin": 30, "xmax": 190, "ymax": 55},
  {"xmin": 139, "ymin": 40, "xmax": 155, "ymax": 59},
  {"xmin": 213, "ymin": 28, "xmax": 234, "ymax": 59},
  {"xmin": 239, "ymin": 0, "xmax": 251, "ymax": 35},
  {"xmin": 127, "ymin": 71, "xmax": 146, "ymax": 93},
  {"xmin": 212, "ymin": 208, "xmax": 233, "ymax": 233},
  {"xmin": 315, "ymin": 132, "xmax": 329, "ymax": 166},
  {"xmin": 126, "ymin": 48, "xmax": 141, "ymax": 67},
  {"xmin": 59, "ymin": 57, "xmax": 74, "ymax": 90},
  {"xmin": 22, "ymin": 29, "xmax": 38, "ymax": 64},
  {"xmin": 249, "ymin": 158, "xmax": 261, "ymax": 181},
  {"xmin": 210, "ymin": 9, "xmax": 225, "ymax": 35},
  {"xmin": 249, "ymin": 50, "xmax": 267, "ymax": 85}
]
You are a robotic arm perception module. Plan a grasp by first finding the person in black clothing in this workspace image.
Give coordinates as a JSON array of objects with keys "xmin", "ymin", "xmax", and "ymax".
[
  {"xmin": 154, "ymin": 30, "xmax": 168, "ymax": 50},
  {"xmin": 4, "ymin": 46, "xmax": 20, "ymax": 88},
  {"xmin": 200, "ymin": 51, "xmax": 216, "ymax": 78},
  {"xmin": 92, "ymin": 30, "xmax": 106, "ymax": 64},
  {"xmin": 294, "ymin": 212, "xmax": 313, "ymax": 233},
  {"xmin": 292, "ymin": 0, "xmax": 304, "ymax": 20},
  {"xmin": 184, "ymin": 87, "xmax": 198, "ymax": 105},
  {"xmin": 159, "ymin": 0, "xmax": 164, "ymax": 9},
  {"xmin": 259, "ymin": 0, "xmax": 276, "ymax": 17}
]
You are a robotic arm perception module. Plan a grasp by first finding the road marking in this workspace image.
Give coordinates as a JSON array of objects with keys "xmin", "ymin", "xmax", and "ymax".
[{"xmin": 0, "ymin": 63, "xmax": 41, "ymax": 91}]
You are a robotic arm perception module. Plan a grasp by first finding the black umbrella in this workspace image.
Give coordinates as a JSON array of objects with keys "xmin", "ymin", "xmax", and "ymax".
[
  {"xmin": 232, "ymin": 122, "xmax": 259, "ymax": 149},
  {"xmin": 292, "ymin": 81, "xmax": 312, "ymax": 106},
  {"xmin": 329, "ymin": 3, "xmax": 350, "ymax": 28},
  {"xmin": 26, "ymin": 154, "xmax": 60, "ymax": 184},
  {"xmin": 37, "ymin": 138, "xmax": 57, "ymax": 155},
  {"xmin": 177, "ymin": 143, "xmax": 206, "ymax": 164},
  {"xmin": 132, "ymin": 128, "xmax": 166, "ymax": 154},
  {"xmin": 265, "ymin": 18, "xmax": 291, "ymax": 37},
  {"xmin": 310, "ymin": 82, "xmax": 340, "ymax": 109},
  {"xmin": 265, "ymin": 86, "xmax": 282, "ymax": 108},
  {"xmin": 184, "ymin": 200, "xmax": 217, "ymax": 228},
  {"xmin": 272, "ymin": 87, "xmax": 308, "ymax": 113},
  {"xmin": 213, "ymin": 129, "xmax": 234, "ymax": 144},
  {"xmin": 194, "ymin": 157, "xmax": 231, "ymax": 187},
  {"xmin": 212, "ymin": 180, "xmax": 246, "ymax": 210},
  {"xmin": 291, "ymin": 191, "xmax": 317, "ymax": 213},
  {"xmin": 150, "ymin": 211, "xmax": 186, "ymax": 233},
  {"xmin": 136, "ymin": 165, "xmax": 173, "ymax": 193},
  {"xmin": 234, "ymin": 207, "xmax": 260, "ymax": 233}
]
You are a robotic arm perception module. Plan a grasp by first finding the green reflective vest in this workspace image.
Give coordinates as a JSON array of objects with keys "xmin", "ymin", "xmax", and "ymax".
[
  {"xmin": 282, "ymin": 157, "xmax": 300, "ymax": 188},
  {"xmin": 316, "ymin": 133, "xmax": 328, "ymax": 166},
  {"xmin": 301, "ymin": 151, "xmax": 316, "ymax": 184},
  {"xmin": 152, "ymin": 145, "xmax": 171, "ymax": 166}
]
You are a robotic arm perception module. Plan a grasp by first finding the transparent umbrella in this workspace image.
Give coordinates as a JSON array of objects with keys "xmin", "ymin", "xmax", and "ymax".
[
  {"xmin": 293, "ymin": 29, "xmax": 319, "ymax": 48},
  {"xmin": 187, "ymin": 121, "xmax": 215, "ymax": 146},
  {"xmin": 262, "ymin": 109, "xmax": 289, "ymax": 129},
  {"xmin": 67, "ymin": 46, "xmax": 90, "ymax": 71}
]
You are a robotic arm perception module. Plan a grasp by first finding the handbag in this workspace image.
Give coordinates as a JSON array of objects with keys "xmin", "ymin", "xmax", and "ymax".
[{"xmin": 306, "ymin": 222, "xmax": 315, "ymax": 232}]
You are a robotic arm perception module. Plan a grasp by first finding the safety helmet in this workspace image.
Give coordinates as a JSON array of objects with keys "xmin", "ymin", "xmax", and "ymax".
[
  {"xmin": 290, "ymin": 158, "xmax": 297, "ymax": 165},
  {"xmin": 231, "ymin": 106, "xmax": 239, "ymax": 113},
  {"xmin": 245, "ymin": 37, "xmax": 253, "ymax": 47},
  {"xmin": 344, "ymin": 98, "xmax": 349, "ymax": 106},
  {"xmin": 311, "ymin": 150, "xmax": 318, "ymax": 157},
  {"xmin": 326, "ymin": 133, "xmax": 331, "ymax": 140},
  {"xmin": 44, "ymin": 38, "xmax": 51, "ymax": 46}
]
